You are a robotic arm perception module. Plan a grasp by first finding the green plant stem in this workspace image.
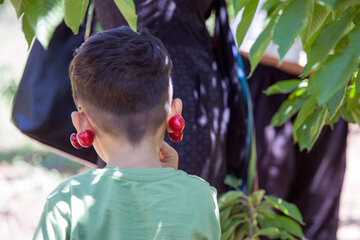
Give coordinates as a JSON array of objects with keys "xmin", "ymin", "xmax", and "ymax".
[{"xmin": 248, "ymin": 203, "xmax": 253, "ymax": 239}]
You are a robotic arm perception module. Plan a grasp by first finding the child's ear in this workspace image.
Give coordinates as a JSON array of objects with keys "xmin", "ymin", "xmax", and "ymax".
[{"xmin": 71, "ymin": 111, "xmax": 93, "ymax": 133}]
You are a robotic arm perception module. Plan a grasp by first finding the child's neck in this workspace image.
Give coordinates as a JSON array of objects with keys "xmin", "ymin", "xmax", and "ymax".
[{"xmin": 100, "ymin": 135, "xmax": 163, "ymax": 169}]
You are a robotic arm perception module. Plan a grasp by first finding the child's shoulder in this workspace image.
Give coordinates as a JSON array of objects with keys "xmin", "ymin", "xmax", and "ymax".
[
  {"xmin": 46, "ymin": 168, "xmax": 102, "ymax": 202},
  {"xmin": 175, "ymin": 170, "xmax": 217, "ymax": 195}
]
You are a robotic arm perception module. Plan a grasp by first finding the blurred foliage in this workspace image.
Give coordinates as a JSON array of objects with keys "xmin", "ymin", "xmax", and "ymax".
[
  {"xmin": 0, "ymin": 65, "xmax": 17, "ymax": 104},
  {"xmin": 219, "ymin": 175, "xmax": 306, "ymax": 240},
  {"xmin": 0, "ymin": 146, "xmax": 85, "ymax": 176}
]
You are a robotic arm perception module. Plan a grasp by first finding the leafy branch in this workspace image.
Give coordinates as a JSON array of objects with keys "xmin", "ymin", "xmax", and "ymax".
[
  {"xmin": 3, "ymin": 0, "xmax": 137, "ymax": 49},
  {"xmin": 219, "ymin": 175, "xmax": 306, "ymax": 240},
  {"xmin": 232, "ymin": 0, "xmax": 360, "ymax": 151}
]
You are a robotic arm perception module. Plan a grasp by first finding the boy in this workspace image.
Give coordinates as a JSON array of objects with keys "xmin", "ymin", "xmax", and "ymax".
[{"xmin": 33, "ymin": 27, "xmax": 220, "ymax": 240}]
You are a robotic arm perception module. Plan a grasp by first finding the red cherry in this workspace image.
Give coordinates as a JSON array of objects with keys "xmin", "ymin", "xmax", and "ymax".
[
  {"xmin": 70, "ymin": 133, "xmax": 82, "ymax": 149},
  {"xmin": 77, "ymin": 130, "xmax": 94, "ymax": 148},
  {"xmin": 168, "ymin": 131, "xmax": 183, "ymax": 143},
  {"xmin": 169, "ymin": 115, "xmax": 185, "ymax": 132}
]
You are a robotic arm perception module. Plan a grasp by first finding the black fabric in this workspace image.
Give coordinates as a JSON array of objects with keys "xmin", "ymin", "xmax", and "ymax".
[
  {"xmin": 12, "ymin": 23, "xmax": 98, "ymax": 164},
  {"xmin": 242, "ymin": 57, "xmax": 348, "ymax": 240},
  {"xmin": 94, "ymin": 0, "xmax": 248, "ymax": 193}
]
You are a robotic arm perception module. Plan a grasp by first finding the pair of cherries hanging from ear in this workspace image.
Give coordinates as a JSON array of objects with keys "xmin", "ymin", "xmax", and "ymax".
[
  {"xmin": 168, "ymin": 115, "xmax": 185, "ymax": 143},
  {"xmin": 70, "ymin": 110, "xmax": 94, "ymax": 149}
]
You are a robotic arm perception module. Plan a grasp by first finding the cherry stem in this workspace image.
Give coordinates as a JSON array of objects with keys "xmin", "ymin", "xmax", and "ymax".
[{"xmin": 78, "ymin": 107, "xmax": 85, "ymax": 132}]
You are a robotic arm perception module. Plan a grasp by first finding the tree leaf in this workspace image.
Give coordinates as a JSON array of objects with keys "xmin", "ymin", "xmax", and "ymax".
[
  {"xmin": 310, "ymin": 25, "xmax": 360, "ymax": 105},
  {"xmin": 25, "ymin": 0, "xmax": 64, "ymax": 49},
  {"xmin": 235, "ymin": 0, "xmax": 259, "ymax": 47},
  {"xmin": 270, "ymin": 96, "xmax": 308, "ymax": 127},
  {"xmin": 10, "ymin": 0, "xmax": 34, "ymax": 18},
  {"xmin": 301, "ymin": 2, "xmax": 331, "ymax": 45},
  {"xmin": 335, "ymin": 0, "xmax": 360, "ymax": 9},
  {"xmin": 249, "ymin": 10, "xmax": 279, "ymax": 76},
  {"xmin": 249, "ymin": 190, "xmax": 265, "ymax": 205},
  {"xmin": 221, "ymin": 220, "xmax": 242, "ymax": 240},
  {"xmin": 114, "ymin": 0, "xmax": 138, "ymax": 32},
  {"xmin": 356, "ymin": 70, "xmax": 360, "ymax": 94},
  {"xmin": 265, "ymin": 196, "xmax": 305, "ymax": 225},
  {"xmin": 294, "ymin": 106, "xmax": 327, "ymax": 150},
  {"xmin": 64, "ymin": 0, "xmax": 89, "ymax": 35},
  {"xmin": 22, "ymin": 14, "xmax": 35, "ymax": 48},
  {"xmin": 218, "ymin": 191, "xmax": 244, "ymax": 210},
  {"xmin": 273, "ymin": 0, "xmax": 312, "ymax": 61},
  {"xmin": 0, "ymin": 0, "xmax": 4, "ymax": 4},
  {"xmin": 317, "ymin": 0, "xmax": 336, "ymax": 8},
  {"xmin": 254, "ymin": 227, "xmax": 280, "ymax": 238},
  {"xmin": 263, "ymin": 80, "xmax": 301, "ymax": 96},
  {"xmin": 293, "ymin": 95, "xmax": 317, "ymax": 131},
  {"xmin": 224, "ymin": 175, "xmax": 242, "ymax": 189},
  {"xmin": 326, "ymin": 86, "xmax": 346, "ymax": 117},
  {"xmin": 263, "ymin": 215, "xmax": 305, "ymax": 238},
  {"xmin": 233, "ymin": 0, "xmax": 249, "ymax": 14},
  {"xmin": 301, "ymin": 10, "xmax": 353, "ymax": 77}
]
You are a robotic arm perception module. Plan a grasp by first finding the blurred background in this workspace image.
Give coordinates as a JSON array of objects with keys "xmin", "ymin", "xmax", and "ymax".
[{"xmin": 0, "ymin": 2, "xmax": 359, "ymax": 239}]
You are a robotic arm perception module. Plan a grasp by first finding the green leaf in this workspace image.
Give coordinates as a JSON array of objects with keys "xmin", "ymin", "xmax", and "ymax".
[
  {"xmin": 301, "ymin": 2, "xmax": 331, "ymax": 45},
  {"xmin": 254, "ymin": 227, "xmax": 280, "ymax": 238},
  {"xmin": 247, "ymin": 130, "xmax": 257, "ymax": 192},
  {"xmin": 22, "ymin": 14, "xmax": 35, "ymax": 48},
  {"xmin": 235, "ymin": 0, "xmax": 259, "ymax": 47},
  {"xmin": 355, "ymin": 70, "xmax": 360, "ymax": 94},
  {"xmin": 10, "ymin": 0, "xmax": 34, "ymax": 18},
  {"xmin": 233, "ymin": 0, "xmax": 249, "ymax": 14},
  {"xmin": 265, "ymin": 196, "xmax": 305, "ymax": 224},
  {"xmin": 249, "ymin": 190, "xmax": 265, "ymax": 205},
  {"xmin": 273, "ymin": 0, "xmax": 312, "ymax": 61},
  {"xmin": 0, "ymin": 0, "xmax": 4, "ymax": 4},
  {"xmin": 25, "ymin": 0, "xmax": 64, "ymax": 49},
  {"xmin": 335, "ymin": 0, "xmax": 360, "ymax": 9},
  {"xmin": 218, "ymin": 191, "xmax": 244, "ymax": 210},
  {"xmin": 294, "ymin": 106, "xmax": 327, "ymax": 150},
  {"xmin": 326, "ymin": 86, "xmax": 346, "ymax": 117},
  {"xmin": 263, "ymin": 215, "xmax": 305, "ymax": 238},
  {"xmin": 317, "ymin": 0, "xmax": 336, "ymax": 9},
  {"xmin": 270, "ymin": 96, "xmax": 308, "ymax": 127},
  {"xmin": 263, "ymin": 80, "xmax": 302, "ymax": 96},
  {"xmin": 63, "ymin": 0, "xmax": 89, "ymax": 34},
  {"xmin": 249, "ymin": 11, "xmax": 279, "ymax": 76},
  {"xmin": 293, "ymin": 95, "xmax": 317, "ymax": 131},
  {"xmin": 301, "ymin": 10, "xmax": 353, "ymax": 77},
  {"xmin": 221, "ymin": 220, "xmax": 242, "ymax": 240},
  {"xmin": 114, "ymin": 0, "xmax": 138, "ymax": 32},
  {"xmin": 310, "ymin": 25, "xmax": 360, "ymax": 105},
  {"xmin": 224, "ymin": 175, "xmax": 242, "ymax": 189}
]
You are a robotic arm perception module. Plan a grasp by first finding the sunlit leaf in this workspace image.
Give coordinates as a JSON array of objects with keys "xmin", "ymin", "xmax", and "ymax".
[
  {"xmin": 273, "ymin": 0, "xmax": 312, "ymax": 61},
  {"xmin": 265, "ymin": 196, "xmax": 305, "ymax": 224},
  {"xmin": 293, "ymin": 95, "xmax": 317, "ymax": 131},
  {"xmin": 301, "ymin": 2, "xmax": 331, "ymax": 45},
  {"xmin": 294, "ymin": 106, "xmax": 327, "ymax": 150},
  {"xmin": 114, "ymin": 0, "xmax": 137, "ymax": 32},
  {"xmin": 263, "ymin": 80, "xmax": 301, "ymax": 96},
  {"xmin": 235, "ymin": 0, "xmax": 259, "ymax": 47},
  {"xmin": 22, "ymin": 14, "xmax": 35, "ymax": 48},
  {"xmin": 25, "ymin": 0, "xmax": 64, "ymax": 49},
  {"xmin": 310, "ymin": 25, "xmax": 360, "ymax": 105},
  {"xmin": 64, "ymin": 0, "xmax": 89, "ymax": 34},
  {"xmin": 263, "ymin": 215, "xmax": 305, "ymax": 238},
  {"xmin": 355, "ymin": 70, "xmax": 360, "ymax": 93},
  {"xmin": 301, "ymin": 10, "xmax": 353, "ymax": 77},
  {"xmin": 249, "ymin": 10, "xmax": 280, "ymax": 76},
  {"xmin": 233, "ymin": 0, "xmax": 249, "ymax": 14},
  {"xmin": 270, "ymin": 96, "xmax": 308, "ymax": 127}
]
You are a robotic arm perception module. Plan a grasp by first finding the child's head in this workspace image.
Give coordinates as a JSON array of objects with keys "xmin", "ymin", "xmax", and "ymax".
[{"xmin": 69, "ymin": 27, "xmax": 178, "ymax": 157}]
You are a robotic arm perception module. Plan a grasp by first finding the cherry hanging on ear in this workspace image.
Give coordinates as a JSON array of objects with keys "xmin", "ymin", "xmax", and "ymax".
[
  {"xmin": 169, "ymin": 115, "xmax": 185, "ymax": 132},
  {"xmin": 168, "ymin": 131, "xmax": 183, "ymax": 143},
  {"xmin": 70, "ymin": 133, "xmax": 83, "ymax": 149},
  {"xmin": 77, "ymin": 130, "xmax": 94, "ymax": 148}
]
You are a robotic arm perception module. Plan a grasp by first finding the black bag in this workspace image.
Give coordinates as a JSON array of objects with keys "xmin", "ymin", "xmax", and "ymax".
[{"xmin": 12, "ymin": 22, "xmax": 98, "ymax": 165}]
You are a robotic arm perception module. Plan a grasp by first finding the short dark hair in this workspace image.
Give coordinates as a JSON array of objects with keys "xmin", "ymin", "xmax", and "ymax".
[{"xmin": 69, "ymin": 27, "xmax": 172, "ymax": 144}]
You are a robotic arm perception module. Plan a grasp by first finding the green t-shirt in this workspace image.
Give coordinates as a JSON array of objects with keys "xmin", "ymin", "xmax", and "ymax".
[{"xmin": 33, "ymin": 167, "xmax": 220, "ymax": 240}]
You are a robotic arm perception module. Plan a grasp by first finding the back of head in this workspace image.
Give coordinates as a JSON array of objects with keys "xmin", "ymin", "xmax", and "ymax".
[{"xmin": 69, "ymin": 27, "xmax": 172, "ymax": 145}]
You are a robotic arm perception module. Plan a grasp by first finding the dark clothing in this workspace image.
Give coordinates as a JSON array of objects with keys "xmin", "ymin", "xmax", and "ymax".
[
  {"xmin": 94, "ymin": 0, "xmax": 247, "ymax": 193},
  {"xmin": 242, "ymin": 57, "xmax": 347, "ymax": 240}
]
